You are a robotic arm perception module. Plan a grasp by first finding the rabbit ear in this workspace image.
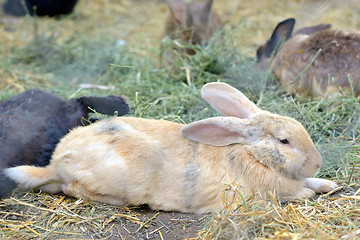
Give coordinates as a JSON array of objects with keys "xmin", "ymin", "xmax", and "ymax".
[
  {"xmin": 265, "ymin": 18, "xmax": 295, "ymax": 57},
  {"xmin": 167, "ymin": 0, "xmax": 187, "ymax": 27},
  {"xmin": 182, "ymin": 117, "xmax": 257, "ymax": 147},
  {"xmin": 78, "ymin": 95, "xmax": 130, "ymax": 116},
  {"xmin": 201, "ymin": 82, "xmax": 261, "ymax": 119},
  {"xmin": 201, "ymin": 0, "xmax": 214, "ymax": 21},
  {"xmin": 294, "ymin": 23, "xmax": 331, "ymax": 35}
]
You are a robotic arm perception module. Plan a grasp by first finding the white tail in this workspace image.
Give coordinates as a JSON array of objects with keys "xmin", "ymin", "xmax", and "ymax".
[{"xmin": 5, "ymin": 166, "xmax": 61, "ymax": 193}]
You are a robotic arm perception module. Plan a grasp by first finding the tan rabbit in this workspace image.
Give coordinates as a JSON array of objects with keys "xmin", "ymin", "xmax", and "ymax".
[
  {"xmin": 5, "ymin": 82, "xmax": 337, "ymax": 213},
  {"xmin": 256, "ymin": 18, "xmax": 360, "ymax": 98},
  {"xmin": 162, "ymin": 0, "xmax": 223, "ymax": 60}
]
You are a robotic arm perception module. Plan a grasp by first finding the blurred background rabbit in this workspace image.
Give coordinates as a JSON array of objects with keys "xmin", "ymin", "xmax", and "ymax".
[
  {"xmin": 161, "ymin": 0, "xmax": 223, "ymax": 64},
  {"xmin": 256, "ymin": 18, "xmax": 360, "ymax": 98},
  {"xmin": 3, "ymin": 0, "xmax": 78, "ymax": 17}
]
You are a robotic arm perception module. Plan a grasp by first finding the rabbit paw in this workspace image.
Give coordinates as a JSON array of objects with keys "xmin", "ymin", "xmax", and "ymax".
[
  {"xmin": 297, "ymin": 187, "xmax": 316, "ymax": 199},
  {"xmin": 305, "ymin": 178, "xmax": 338, "ymax": 193}
]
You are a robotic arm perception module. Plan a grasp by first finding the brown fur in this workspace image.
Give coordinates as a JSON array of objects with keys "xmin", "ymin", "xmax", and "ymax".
[
  {"xmin": 162, "ymin": 0, "xmax": 223, "ymax": 61},
  {"xmin": 256, "ymin": 18, "xmax": 360, "ymax": 98},
  {"xmin": 5, "ymin": 83, "xmax": 337, "ymax": 213}
]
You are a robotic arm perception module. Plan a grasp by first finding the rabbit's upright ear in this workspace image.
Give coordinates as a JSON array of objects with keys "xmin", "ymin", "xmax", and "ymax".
[
  {"xmin": 78, "ymin": 95, "xmax": 130, "ymax": 116},
  {"xmin": 294, "ymin": 23, "xmax": 331, "ymax": 35},
  {"xmin": 167, "ymin": 0, "xmax": 187, "ymax": 27},
  {"xmin": 182, "ymin": 117, "xmax": 257, "ymax": 146},
  {"xmin": 201, "ymin": 0, "xmax": 214, "ymax": 21},
  {"xmin": 201, "ymin": 82, "xmax": 261, "ymax": 119},
  {"xmin": 266, "ymin": 18, "xmax": 295, "ymax": 56}
]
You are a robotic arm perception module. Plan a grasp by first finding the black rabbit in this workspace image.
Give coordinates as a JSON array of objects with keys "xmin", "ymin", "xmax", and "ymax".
[
  {"xmin": 3, "ymin": 0, "xmax": 78, "ymax": 17},
  {"xmin": 0, "ymin": 89, "xmax": 130, "ymax": 197}
]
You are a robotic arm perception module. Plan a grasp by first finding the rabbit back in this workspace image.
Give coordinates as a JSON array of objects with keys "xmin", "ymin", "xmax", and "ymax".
[
  {"xmin": 274, "ymin": 29, "xmax": 360, "ymax": 97},
  {"xmin": 42, "ymin": 117, "xmax": 226, "ymax": 212}
]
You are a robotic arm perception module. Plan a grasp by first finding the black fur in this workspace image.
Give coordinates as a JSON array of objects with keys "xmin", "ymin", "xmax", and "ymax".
[
  {"xmin": 0, "ymin": 89, "xmax": 130, "ymax": 198},
  {"xmin": 256, "ymin": 18, "xmax": 295, "ymax": 61},
  {"xmin": 3, "ymin": 0, "xmax": 78, "ymax": 17}
]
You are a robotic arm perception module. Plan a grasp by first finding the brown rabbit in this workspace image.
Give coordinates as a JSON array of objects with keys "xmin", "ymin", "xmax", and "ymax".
[
  {"xmin": 5, "ymin": 83, "xmax": 337, "ymax": 213},
  {"xmin": 162, "ymin": 0, "xmax": 223, "ymax": 59},
  {"xmin": 256, "ymin": 18, "xmax": 360, "ymax": 98}
]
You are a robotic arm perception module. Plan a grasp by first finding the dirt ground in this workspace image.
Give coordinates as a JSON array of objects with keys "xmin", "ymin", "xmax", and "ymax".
[
  {"xmin": 97, "ymin": 209, "xmax": 210, "ymax": 240},
  {"xmin": 2, "ymin": 190, "xmax": 211, "ymax": 239},
  {"xmin": 1, "ymin": 0, "xmax": 359, "ymax": 239},
  {"xmin": 60, "ymin": 210, "xmax": 210, "ymax": 239}
]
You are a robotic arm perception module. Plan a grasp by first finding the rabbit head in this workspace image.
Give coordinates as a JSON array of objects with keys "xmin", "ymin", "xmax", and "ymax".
[
  {"xmin": 164, "ymin": 0, "xmax": 222, "ymax": 55},
  {"xmin": 183, "ymin": 82, "xmax": 323, "ymax": 181}
]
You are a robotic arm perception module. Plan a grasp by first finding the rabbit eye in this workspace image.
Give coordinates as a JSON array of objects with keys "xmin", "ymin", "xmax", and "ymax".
[{"xmin": 279, "ymin": 138, "xmax": 289, "ymax": 144}]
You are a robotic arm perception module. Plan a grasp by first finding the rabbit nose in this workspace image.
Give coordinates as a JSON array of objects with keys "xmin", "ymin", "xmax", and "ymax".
[
  {"xmin": 315, "ymin": 162, "xmax": 322, "ymax": 170},
  {"xmin": 313, "ymin": 150, "xmax": 323, "ymax": 169}
]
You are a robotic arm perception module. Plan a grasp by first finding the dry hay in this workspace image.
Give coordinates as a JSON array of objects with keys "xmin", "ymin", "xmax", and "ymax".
[
  {"xmin": 0, "ymin": 0, "xmax": 359, "ymax": 239},
  {"xmin": 201, "ymin": 181, "xmax": 360, "ymax": 239},
  {"xmin": 1, "ymin": 182, "xmax": 359, "ymax": 239},
  {"xmin": 1, "ymin": 190, "xmax": 210, "ymax": 239}
]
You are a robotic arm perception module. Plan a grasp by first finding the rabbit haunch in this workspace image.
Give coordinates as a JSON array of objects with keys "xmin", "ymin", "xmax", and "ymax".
[
  {"xmin": 5, "ymin": 83, "xmax": 337, "ymax": 213},
  {"xmin": 0, "ymin": 89, "xmax": 130, "ymax": 198},
  {"xmin": 256, "ymin": 18, "xmax": 360, "ymax": 98}
]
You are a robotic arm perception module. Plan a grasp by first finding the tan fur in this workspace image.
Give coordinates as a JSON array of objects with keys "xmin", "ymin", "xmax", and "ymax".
[
  {"xmin": 257, "ymin": 19, "xmax": 360, "ymax": 98},
  {"xmin": 5, "ymin": 83, "xmax": 337, "ymax": 213}
]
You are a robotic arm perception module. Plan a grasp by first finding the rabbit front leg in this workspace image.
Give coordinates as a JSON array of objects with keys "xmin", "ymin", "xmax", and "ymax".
[
  {"xmin": 290, "ymin": 178, "xmax": 338, "ymax": 201},
  {"xmin": 292, "ymin": 187, "xmax": 316, "ymax": 200},
  {"xmin": 305, "ymin": 178, "xmax": 338, "ymax": 193}
]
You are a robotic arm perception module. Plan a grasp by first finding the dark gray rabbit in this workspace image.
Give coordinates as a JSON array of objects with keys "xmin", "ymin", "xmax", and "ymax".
[{"xmin": 0, "ymin": 89, "xmax": 130, "ymax": 198}]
